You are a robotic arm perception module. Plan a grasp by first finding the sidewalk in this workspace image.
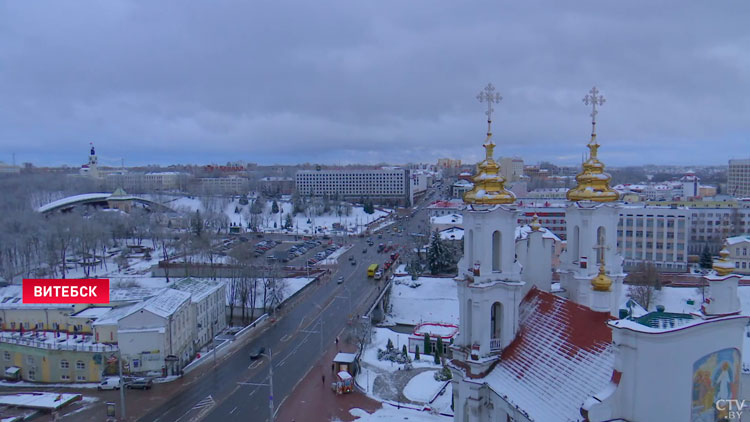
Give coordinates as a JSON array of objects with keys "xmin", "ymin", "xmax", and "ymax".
[{"xmin": 276, "ymin": 340, "xmax": 380, "ymax": 422}]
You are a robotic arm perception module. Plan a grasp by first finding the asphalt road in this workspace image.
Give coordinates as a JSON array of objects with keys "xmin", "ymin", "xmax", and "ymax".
[{"xmin": 138, "ymin": 192, "xmax": 434, "ymax": 422}]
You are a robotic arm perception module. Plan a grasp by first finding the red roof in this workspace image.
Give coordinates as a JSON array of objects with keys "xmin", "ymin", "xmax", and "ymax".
[{"xmin": 483, "ymin": 288, "xmax": 615, "ymax": 421}]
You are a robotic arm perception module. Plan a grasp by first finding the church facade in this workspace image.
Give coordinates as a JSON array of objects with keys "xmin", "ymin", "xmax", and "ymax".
[{"xmin": 450, "ymin": 85, "xmax": 749, "ymax": 422}]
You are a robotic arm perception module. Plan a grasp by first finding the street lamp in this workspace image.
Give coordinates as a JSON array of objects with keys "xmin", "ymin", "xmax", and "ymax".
[{"xmin": 239, "ymin": 348, "xmax": 275, "ymax": 422}]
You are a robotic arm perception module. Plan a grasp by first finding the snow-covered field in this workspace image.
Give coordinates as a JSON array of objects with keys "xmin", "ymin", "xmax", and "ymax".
[
  {"xmin": 403, "ymin": 371, "xmax": 444, "ymax": 403},
  {"xmin": 386, "ymin": 276, "xmax": 458, "ymax": 326}
]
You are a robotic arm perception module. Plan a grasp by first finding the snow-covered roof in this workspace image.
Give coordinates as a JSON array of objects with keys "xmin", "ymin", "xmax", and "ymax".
[
  {"xmin": 37, "ymin": 193, "xmax": 111, "ymax": 212},
  {"xmin": 0, "ymin": 286, "xmax": 73, "ymax": 310},
  {"xmin": 334, "ymin": 352, "xmax": 357, "ymax": 363},
  {"xmin": 110, "ymin": 287, "xmax": 165, "ymax": 303},
  {"xmin": 70, "ymin": 307, "xmax": 113, "ymax": 319},
  {"xmin": 439, "ymin": 227, "xmax": 464, "ymax": 240},
  {"xmin": 142, "ymin": 288, "xmax": 191, "ymax": 318},
  {"xmin": 727, "ymin": 235, "xmax": 750, "ymax": 246},
  {"xmin": 430, "ymin": 214, "xmax": 463, "ymax": 225},
  {"xmin": 481, "ymin": 288, "xmax": 615, "ymax": 422},
  {"xmin": 92, "ymin": 303, "xmax": 145, "ymax": 326},
  {"xmin": 452, "ymin": 179, "xmax": 473, "ymax": 187},
  {"xmin": 169, "ymin": 277, "xmax": 225, "ymax": 303},
  {"xmin": 514, "ymin": 224, "xmax": 561, "ymax": 242},
  {"xmin": 426, "ymin": 200, "xmax": 464, "ymax": 209}
]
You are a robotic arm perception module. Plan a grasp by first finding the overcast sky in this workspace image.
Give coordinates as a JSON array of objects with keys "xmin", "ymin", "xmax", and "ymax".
[{"xmin": 0, "ymin": 1, "xmax": 748, "ymax": 168}]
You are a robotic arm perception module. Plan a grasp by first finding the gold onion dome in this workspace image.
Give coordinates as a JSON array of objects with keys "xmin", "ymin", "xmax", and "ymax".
[
  {"xmin": 567, "ymin": 86, "xmax": 619, "ymax": 203},
  {"xmin": 566, "ymin": 135, "xmax": 620, "ymax": 202},
  {"xmin": 713, "ymin": 243, "xmax": 735, "ymax": 276},
  {"xmin": 463, "ymin": 139, "xmax": 516, "ymax": 205},
  {"xmin": 463, "ymin": 83, "xmax": 515, "ymax": 206},
  {"xmin": 591, "ymin": 263, "xmax": 613, "ymax": 292}
]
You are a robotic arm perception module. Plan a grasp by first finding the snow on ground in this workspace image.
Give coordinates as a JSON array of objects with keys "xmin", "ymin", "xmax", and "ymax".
[
  {"xmin": 166, "ymin": 196, "xmax": 204, "ymax": 213},
  {"xmin": 430, "ymin": 382, "xmax": 453, "ymax": 415},
  {"xmin": 403, "ymin": 371, "xmax": 443, "ymax": 403},
  {"xmin": 349, "ymin": 406, "xmax": 449, "ymax": 421},
  {"xmin": 0, "ymin": 392, "xmax": 81, "ymax": 410},
  {"xmin": 359, "ymin": 328, "xmax": 442, "ymax": 376},
  {"xmin": 0, "ymin": 381, "xmax": 100, "ymax": 389},
  {"xmin": 387, "ymin": 276, "xmax": 458, "ymax": 326}
]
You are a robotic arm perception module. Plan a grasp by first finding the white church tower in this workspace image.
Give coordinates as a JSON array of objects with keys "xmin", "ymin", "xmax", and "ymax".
[
  {"xmin": 559, "ymin": 86, "xmax": 625, "ymax": 316},
  {"xmin": 80, "ymin": 142, "xmax": 100, "ymax": 178},
  {"xmin": 453, "ymin": 83, "xmax": 526, "ymax": 388}
]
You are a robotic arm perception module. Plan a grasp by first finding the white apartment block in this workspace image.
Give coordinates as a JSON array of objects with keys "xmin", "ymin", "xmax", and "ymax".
[
  {"xmin": 169, "ymin": 278, "xmax": 227, "ymax": 349},
  {"xmin": 727, "ymin": 235, "xmax": 750, "ymax": 274},
  {"xmin": 106, "ymin": 171, "xmax": 186, "ymax": 192},
  {"xmin": 499, "ymin": 156, "xmax": 524, "ymax": 182},
  {"xmin": 617, "ymin": 207, "xmax": 690, "ymax": 271},
  {"xmin": 295, "ymin": 168, "xmax": 411, "ymax": 206},
  {"xmin": 728, "ymin": 158, "xmax": 750, "ymax": 198}
]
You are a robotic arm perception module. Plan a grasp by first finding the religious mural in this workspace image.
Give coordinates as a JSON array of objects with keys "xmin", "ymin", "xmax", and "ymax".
[{"xmin": 692, "ymin": 348, "xmax": 740, "ymax": 422}]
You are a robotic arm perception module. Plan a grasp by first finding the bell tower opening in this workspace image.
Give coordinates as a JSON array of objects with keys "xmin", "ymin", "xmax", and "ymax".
[
  {"xmin": 490, "ymin": 301, "xmax": 502, "ymax": 352},
  {"xmin": 596, "ymin": 226, "xmax": 606, "ymax": 264},
  {"xmin": 492, "ymin": 230, "xmax": 502, "ymax": 272}
]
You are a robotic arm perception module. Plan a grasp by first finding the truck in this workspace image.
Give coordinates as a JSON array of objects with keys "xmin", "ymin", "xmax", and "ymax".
[{"xmin": 367, "ymin": 264, "xmax": 379, "ymax": 277}]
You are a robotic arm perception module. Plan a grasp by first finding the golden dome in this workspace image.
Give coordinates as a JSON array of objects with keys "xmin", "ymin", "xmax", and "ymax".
[
  {"xmin": 566, "ymin": 135, "xmax": 619, "ymax": 202},
  {"xmin": 713, "ymin": 242, "xmax": 735, "ymax": 276},
  {"xmin": 591, "ymin": 262, "xmax": 613, "ymax": 292},
  {"xmin": 463, "ymin": 137, "xmax": 516, "ymax": 205}
]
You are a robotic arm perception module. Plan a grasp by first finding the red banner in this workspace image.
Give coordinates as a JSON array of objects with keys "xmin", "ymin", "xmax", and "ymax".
[{"xmin": 22, "ymin": 279, "xmax": 110, "ymax": 304}]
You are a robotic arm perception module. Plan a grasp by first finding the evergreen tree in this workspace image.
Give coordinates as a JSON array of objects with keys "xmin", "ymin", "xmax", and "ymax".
[
  {"xmin": 284, "ymin": 213, "xmax": 293, "ymax": 230},
  {"xmin": 402, "ymin": 344, "xmax": 408, "ymax": 359},
  {"xmin": 423, "ymin": 333, "xmax": 431, "ymax": 355},
  {"xmin": 436, "ymin": 337, "xmax": 443, "ymax": 359},
  {"xmin": 386, "ymin": 338, "xmax": 394, "ymax": 351},
  {"xmin": 699, "ymin": 245, "xmax": 713, "ymax": 269},
  {"xmin": 433, "ymin": 341, "xmax": 441, "ymax": 364},
  {"xmin": 190, "ymin": 210, "xmax": 204, "ymax": 237},
  {"xmin": 271, "ymin": 200, "xmax": 279, "ymax": 214},
  {"xmin": 427, "ymin": 230, "xmax": 455, "ymax": 274},
  {"xmin": 415, "ymin": 345, "xmax": 420, "ymax": 360}
]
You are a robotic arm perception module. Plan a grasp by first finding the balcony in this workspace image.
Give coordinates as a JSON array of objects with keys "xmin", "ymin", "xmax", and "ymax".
[{"xmin": 490, "ymin": 338, "xmax": 502, "ymax": 352}]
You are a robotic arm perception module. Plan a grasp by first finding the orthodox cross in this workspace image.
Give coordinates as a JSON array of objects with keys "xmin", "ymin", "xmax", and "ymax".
[
  {"xmin": 592, "ymin": 240, "xmax": 610, "ymax": 266},
  {"xmin": 477, "ymin": 83, "xmax": 502, "ymax": 136},
  {"xmin": 583, "ymin": 86, "xmax": 605, "ymax": 137}
]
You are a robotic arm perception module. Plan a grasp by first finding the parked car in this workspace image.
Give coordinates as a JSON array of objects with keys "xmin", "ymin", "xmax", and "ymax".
[
  {"xmin": 250, "ymin": 346, "xmax": 266, "ymax": 360},
  {"xmin": 126, "ymin": 378, "xmax": 153, "ymax": 390},
  {"xmin": 350, "ymin": 260, "xmax": 356, "ymax": 266},
  {"xmin": 98, "ymin": 377, "xmax": 121, "ymax": 391},
  {"xmin": 337, "ymin": 276, "xmax": 345, "ymax": 284}
]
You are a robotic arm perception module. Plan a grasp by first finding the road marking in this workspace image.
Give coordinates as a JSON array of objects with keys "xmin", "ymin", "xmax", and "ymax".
[
  {"xmin": 230, "ymin": 406, "xmax": 238, "ymax": 414},
  {"xmin": 248, "ymin": 360, "xmax": 262, "ymax": 370},
  {"xmin": 193, "ymin": 395, "xmax": 215, "ymax": 410},
  {"xmin": 280, "ymin": 334, "xmax": 292, "ymax": 342}
]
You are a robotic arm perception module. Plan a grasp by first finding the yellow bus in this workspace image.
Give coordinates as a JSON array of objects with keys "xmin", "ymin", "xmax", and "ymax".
[{"xmin": 367, "ymin": 264, "xmax": 379, "ymax": 277}]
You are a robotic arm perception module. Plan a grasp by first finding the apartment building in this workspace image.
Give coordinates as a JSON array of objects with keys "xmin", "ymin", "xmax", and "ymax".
[
  {"xmin": 727, "ymin": 234, "xmax": 750, "ymax": 274},
  {"xmin": 617, "ymin": 206, "xmax": 690, "ymax": 271},
  {"xmin": 728, "ymin": 158, "xmax": 750, "ymax": 197},
  {"xmin": 295, "ymin": 168, "xmax": 411, "ymax": 206}
]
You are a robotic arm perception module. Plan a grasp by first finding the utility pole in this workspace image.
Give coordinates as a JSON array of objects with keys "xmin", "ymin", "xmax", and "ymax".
[
  {"xmin": 268, "ymin": 348, "xmax": 274, "ymax": 422},
  {"xmin": 118, "ymin": 350, "xmax": 126, "ymax": 421}
]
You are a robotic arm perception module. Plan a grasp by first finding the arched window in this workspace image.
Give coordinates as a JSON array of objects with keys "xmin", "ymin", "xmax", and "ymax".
[
  {"xmin": 465, "ymin": 299, "xmax": 473, "ymax": 346},
  {"xmin": 490, "ymin": 302, "xmax": 502, "ymax": 340},
  {"xmin": 572, "ymin": 226, "xmax": 580, "ymax": 262},
  {"xmin": 492, "ymin": 231, "xmax": 502, "ymax": 272},
  {"xmin": 466, "ymin": 229, "xmax": 474, "ymax": 268},
  {"xmin": 597, "ymin": 226, "xmax": 606, "ymax": 264}
]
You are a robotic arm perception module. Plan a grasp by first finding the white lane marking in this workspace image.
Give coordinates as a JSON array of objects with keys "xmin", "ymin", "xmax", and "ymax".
[
  {"xmin": 230, "ymin": 406, "xmax": 238, "ymax": 414},
  {"xmin": 248, "ymin": 360, "xmax": 262, "ymax": 370},
  {"xmin": 280, "ymin": 334, "xmax": 292, "ymax": 342}
]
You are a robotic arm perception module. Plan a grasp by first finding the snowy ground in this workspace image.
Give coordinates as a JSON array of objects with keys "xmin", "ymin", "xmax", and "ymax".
[
  {"xmin": 165, "ymin": 194, "xmax": 391, "ymax": 235},
  {"xmin": 385, "ymin": 276, "xmax": 459, "ymax": 326},
  {"xmin": 225, "ymin": 277, "xmax": 315, "ymax": 309},
  {"xmin": 349, "ymin": 406, "xmax": 450, "ymax": 421}
]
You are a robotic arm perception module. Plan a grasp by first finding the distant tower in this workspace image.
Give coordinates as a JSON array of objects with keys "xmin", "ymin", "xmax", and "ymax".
[
  {"xmin": 81, "ymin": 142, "xmax": 100, "ymax": 178},
  {"xmin": 560, "ymin": 86, "xmax": 624, "ymax": 316}
]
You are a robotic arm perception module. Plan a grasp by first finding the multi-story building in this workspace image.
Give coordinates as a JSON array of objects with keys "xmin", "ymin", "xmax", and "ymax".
[
  {"xmin": 728, "ymin": 158, "xmax": 750, "ymax": 198},
  {"xmin": 726, "ymin": 234, "xmax": 750, "ymax": 274},
  {"xmin": 426, "ymin": 199, "xmax": 464, "ymax": 217},
  {"xmin": 499, "ymin": 156, "xmax": 524, "ymax": 182},
  {"xmin": 617, "ymin": 206, "xmax": 690, "ymax": 271},
  {"xmin": 194, "ymin": 176, "xmax": 249, "ymax": 195},
  {"xmin": 451, "ymin": 180, "xmax": 473, "ymax": 199},
  {"xmin": 259, "ymin": 176, "xmax": 295, "ymax": 195},
  {"xmin": 106, "ymin": 171, "xmax": 188, "ymax": 192},
  {"xmin": 169, "ymin": 278, "xmax": 227, "ymax": 349},
  {"xmin": 295, "ymin": 168, "xmax": 411, "ymax": 206},
  {"xmin": 0, "ymin": 162, "xmax": 21, "ymax": 175},
  {"xmin": 437, "ymin": 158, "xmax": 461, "ymax": 169}
]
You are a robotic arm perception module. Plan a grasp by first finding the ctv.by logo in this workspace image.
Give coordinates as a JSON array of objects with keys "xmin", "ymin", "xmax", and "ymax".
[{"xmin": 715, "ymin": 399, "xmax": 746, "ymax": 420}]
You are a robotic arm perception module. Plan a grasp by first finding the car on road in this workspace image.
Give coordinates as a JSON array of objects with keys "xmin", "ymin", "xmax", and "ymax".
[
  {"xmin": 337, "ymin": 276, "xmax": 345, "ymax": 284},
  {"xmin": 362, "ymin": 248, "xmax": 367, "ymax": 253},
  {"xmin": 126, "ymin": 378, "xmax": 153, "ymax": 390},
  {"xmin": 351, "ymin": 260, "xmax": 356, "ymax": 266},
  {"xmin": 250, "ymin": 346, "xmax": 266, "ymax": 360}
]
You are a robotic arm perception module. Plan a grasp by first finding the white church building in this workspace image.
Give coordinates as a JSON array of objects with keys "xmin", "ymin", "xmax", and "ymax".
[{"xmin": 450, "ymin": 85, "xmax": 748, "ymax": 422}]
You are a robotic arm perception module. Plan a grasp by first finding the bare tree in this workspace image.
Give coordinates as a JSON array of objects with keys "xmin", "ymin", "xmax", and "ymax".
[{"xmin": 626, "ymin": 262, "xmax": 661, "ymax": 311}]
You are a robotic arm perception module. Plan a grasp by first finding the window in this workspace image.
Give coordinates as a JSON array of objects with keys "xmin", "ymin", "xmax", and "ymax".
[
  {"xmin": 26, "ymin": 356, "xmax": 34, "ymax": 365},
  {"xmin": 3, "ymin": 352, "xmax": 9, "ymax": 361},
  {"xmin": 76, "ymin": 361, "xmax": 85, "ymax": 370},
  {"xmin": 28, "ymin": 369, "xmax": 36, "ymax": 381},
  {"xmin": 60, "ymin": 360, "xmax": 69, "ymax": 369},
  {"xmin": 76, "ymin": 375, "xmax": 87, "ymax": 381},
  {"xmin": 61, "ymin": 374, "xmax": 71, "ymax": 381}
]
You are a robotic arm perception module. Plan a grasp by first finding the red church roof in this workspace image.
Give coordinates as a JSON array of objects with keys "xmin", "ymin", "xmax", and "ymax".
[{"xmin": 483, "ymin": 288, "xmax": 615, "ymax": 421}]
